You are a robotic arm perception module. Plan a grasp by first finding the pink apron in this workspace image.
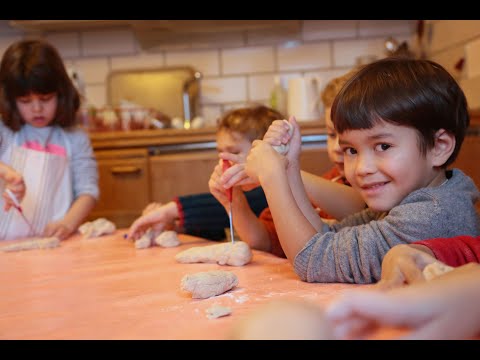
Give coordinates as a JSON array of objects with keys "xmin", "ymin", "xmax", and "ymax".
[{"xmin": 0, "ymin": 128, "xmax": 73, "ymax": 240}]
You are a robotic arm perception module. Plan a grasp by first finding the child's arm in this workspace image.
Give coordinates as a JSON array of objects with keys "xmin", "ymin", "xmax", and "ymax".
[
  {"xmin": 209, "ymin": 160, "xmax": 272, "ymax": 251},
  {"xmin": 301, "ymin": 171, "xmax": 365, "ymax": 220},
  {"xmin": 0, "ymin": 162, "xmax": 26, "ymax": 211},
  {"xmin": 326, "ymin": 263, "xmax": 480, "ymax": 340},
  {"xmin": 43, "ymin": 194, "xmax": 97, "ymax": 240},
  {"xmin": 127, "ymin": 201, "xmax": 179, "ymax": 239},
  {"xmin": 245, "ymin": 138, "xmax": 318, "ymax": 263}
]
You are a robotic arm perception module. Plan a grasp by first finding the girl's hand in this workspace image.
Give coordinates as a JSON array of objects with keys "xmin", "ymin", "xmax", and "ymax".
[
  {"xmin": 2, "ymin": 169, "xmax": 26, "ymax": 211},
  {"xmin": 43, "ymin": 220, "xmax": 75, "ymax": 240},
  {"xmin": 126, "ymin": 201, "xmax": 178, "ymax": 240}
]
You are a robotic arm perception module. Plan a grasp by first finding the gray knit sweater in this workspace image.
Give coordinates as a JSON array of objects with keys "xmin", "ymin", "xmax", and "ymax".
[{"xmin": 294, "ymin": 169, "xmax": 480, "ymax": 284}]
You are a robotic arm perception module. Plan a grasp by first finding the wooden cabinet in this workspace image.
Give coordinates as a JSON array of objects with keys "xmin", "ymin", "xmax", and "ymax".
[
  {"xmin": 88, "ymin": 148, "xmax": 150, "ymax": 227},
  {"xmin": 149, "ymin": 150, "xmax": 218, "ymax": 203}
]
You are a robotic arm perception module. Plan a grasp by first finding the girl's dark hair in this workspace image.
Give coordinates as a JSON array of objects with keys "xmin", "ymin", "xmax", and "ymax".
[
  {"xmin": 0, "ymin": 39, "xmax": 80, "ymax": 131},
  {"xmin": 331, "ymin": 57, "xmax": 469, "ymax": 167},
  {"xmin": 218, "ymin": 105, "xmax": 284, "ymax": 143}
]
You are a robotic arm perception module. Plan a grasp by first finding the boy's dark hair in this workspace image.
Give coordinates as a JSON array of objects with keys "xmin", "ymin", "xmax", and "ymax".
[
  {"xmin": 218, "ymin": 105, "xmax": 284, "ymax": 143},
  {"xmin": 0, "ymin": 39, "xmax": 80, "ymax": 131},
  {"xmin": 331, "ymin": 57, "xmax": 469, "ymax": 167}
]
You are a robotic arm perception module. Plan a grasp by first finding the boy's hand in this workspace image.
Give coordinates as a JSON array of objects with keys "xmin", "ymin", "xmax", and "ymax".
[
  {"xmin": 43, "ymin": 219, "xmax": 75, "ymax": 240},
  {"xmin": 209, "ymin": 160, "xmax": 231, "ymax": 209},
  {"xmin": 218, "ymin": 152, "xmax": 259, "ymax": 190},
  {"xmin": 126, "ymin": 201, "xmax": 179, "ymax": 240},
  {"xmin": 375, "ymin": 244, "xmax": 437, "ymax": 290},
  {"xmin": 245, "ymin": 139, "xmax": 287, "ymax": 184},
  {"xmin": 263, "ymin": 116, "xmax": 302, "ymax": 169}
]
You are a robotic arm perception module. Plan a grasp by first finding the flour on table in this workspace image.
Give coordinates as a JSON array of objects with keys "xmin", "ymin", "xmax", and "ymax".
[
  {"xmin": 230, "ymin": 298, "xmax": 334, "ymax": 340},
  {"xmin": 423, "ymin": 261, "xmax": 454, "ymax": 281},
  {"xmin": 181, "ymin": 270, "xmax": 238, "ymax": 299},
  {"xmin": 272, "ymin": 119, "xmax": 294, "ymax": 155},
  {"xmin": 175, "ymin": 241, "xmax": 252, "ymax": 266},
  {"xmin": 0, "ymin": 237, "xmax": 60, "ymax": 252},
  {"xmin": 206, "ymin": 304, "xmax": 232, "ymax": 319},
  {"xmin": 154, "ymin": 230, "xmax": 180, "ymax": 248},
  {"xmin": 78, "ymin": 218, "xmax": 116, "ymax": 238}
]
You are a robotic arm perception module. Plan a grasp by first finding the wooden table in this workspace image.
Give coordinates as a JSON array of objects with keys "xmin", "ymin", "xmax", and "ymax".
[{"xmin": 0, "ymin": 231, "xmax": 401, "ymax": 340}]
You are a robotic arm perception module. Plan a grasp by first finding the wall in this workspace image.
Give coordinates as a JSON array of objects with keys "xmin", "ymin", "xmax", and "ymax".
[
  {"xmin": 425, "ymin": 20, "xmax": 480, "ymax": 109},
  {"xmin": 0, "ymin": 20, "xmax": 415, "ymax": 126}
]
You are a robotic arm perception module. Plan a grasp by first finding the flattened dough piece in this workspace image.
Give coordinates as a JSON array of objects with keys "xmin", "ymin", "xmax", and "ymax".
[
  {"xmin": 78, "ymin": 218, "xmax": 116, "ymax": 238},
  {"xmin": 135, "ymin": 229, "xmax": 154, "ymax": 249},
  {"xmin": 154, "ymin": 230, "xmax": 180, "ymax": 248},
  {"xmin": 175, "ymin": 241, "xmax": 252, "ymax": 266},
  {"xmin": 0, "ymin": 237, "xmax": 60, "ymax": 252},
  {"xmin": 181, "ymin": 270, "xmax": 238, "ymax": 299},
  {"xmin": 423, "ymin": 261, "xmax": 454, "ymax": 281},
  {"xmin": 231, "ymin": 298, "xmax": 334, "ymax": 340},
  {"xmin": 206, "ymin": 304, "xmax": 232, "ymax": 319}
]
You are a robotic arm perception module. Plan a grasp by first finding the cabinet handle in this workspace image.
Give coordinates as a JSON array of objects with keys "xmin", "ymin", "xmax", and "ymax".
[{"xmin": 110, "ymin": 166, "xmax": 142, "ymax": 175}]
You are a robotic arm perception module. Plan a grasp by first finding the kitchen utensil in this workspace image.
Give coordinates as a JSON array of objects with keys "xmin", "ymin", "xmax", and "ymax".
[
  {"xmin": 222, "ymin": 159, "xmax": 235, "ymax": 244},
  {"xmin": 4, "ymin": 188, "xmax": 34, "ymax": 234}
]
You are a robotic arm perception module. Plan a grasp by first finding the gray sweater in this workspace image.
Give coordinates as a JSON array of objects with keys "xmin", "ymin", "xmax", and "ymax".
[
  {"xmin": 0, "ymin": 123, "xmax": 99, "ymax": 200},
  {"xmin": 294, "ymin": 169, "xmax": 480, "ymax": 284}
]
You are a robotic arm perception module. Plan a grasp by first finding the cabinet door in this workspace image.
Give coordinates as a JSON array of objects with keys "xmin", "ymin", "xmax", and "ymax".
[
  {"xmin": 89, "ymin": 149, "xmax": 150, "ymax": 228},
  {"xmin": 150, "ymin": 150, "xmax": 218, "ymax": 203}
]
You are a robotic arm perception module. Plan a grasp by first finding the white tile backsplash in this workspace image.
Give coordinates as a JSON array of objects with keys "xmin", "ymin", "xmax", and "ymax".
[
  {"xmin": 303, "ymin": 20, "xmax": 357, "ymax": 41},
  {"xmin": 74, "ymin": 57, "xmax": 110, "ymax": 84},
  {"xmin": 333, "ymin": 38, "xmax": 386, "ymax": 67},
  {"xmin": 430, "ymin": 20, "xmax": 480, "ymax": 54},
  {"xmin": 85, "ymin": 84, "xmax": 107, "ymax": 108},
  {"xmin": 248, "ymin": 74, "xmax": 276, "ymax": 102},
  {"xmin": 358, "ymin": 20, "xmax": 415, "ymax": 37},
  {"xmin": 278, "ymin": 42, "xmax": 331, "ymax": 71},
  {"xmin": 222, "ymin": 46, "xmax": 274, "ymax": 75},
  {"xmin": 466, "ymin": 37, "xmax": 480, "ymax": 78},
  {"xmin": 166, "ymin": 50, "xmax": 220, "ymax": 76},
  {"xmin": 111, "ymin": 53, "xmax": 165, "ymax": 71},
  {"xmin": 200, "ymin": 77, "xmax": 247, "ymax": 104},
  {"xmin": 45, "ymin": 32, "xmax": 80, "ymax": 59}
]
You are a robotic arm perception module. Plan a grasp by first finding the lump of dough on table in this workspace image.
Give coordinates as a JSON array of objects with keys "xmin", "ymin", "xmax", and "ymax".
[
  {"xmin": 181, "ymin": 270, "xmax": 238, "ymax": 299},
  {"xmin": 175, "ymin": 241, "xmax": 252, "ymax": 266},
  {"xmin": 154, "ymin": 230, "xmax": 180, "ymax": 248},
  {"xmin": 231, "ymin": 298, "xmax": 334, "ymax": 340},
  {"xmin": 78, "ymin": 218, "xmax": 116, "ymax": 238},
  {"xmin": 206, "ymin": 304, "xmax": 232, "ymax": 319},
  {"xmin": 423, "ymin": 261, "xmax": 454, "ymax": 281},
  {"xmin": 0, "ymin": 237, "xmax": 60, "ymax": 252},
  {"xmin": 135, "ymin": 228, "xmax": 154, "ymax": 249}
]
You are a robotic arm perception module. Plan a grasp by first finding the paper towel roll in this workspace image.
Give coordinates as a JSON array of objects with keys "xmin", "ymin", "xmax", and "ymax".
[{"xmin": 287, "ymin": 77, "xmax": 321, "ymax": 122}]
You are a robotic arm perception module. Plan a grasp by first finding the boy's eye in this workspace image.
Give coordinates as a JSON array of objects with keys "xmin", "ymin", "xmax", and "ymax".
[
  {"xmin": 375, "ymin": 143, "xmax": 391, "ymax": 151},
  {"xmin": 344, "ymin": 147, "xmax": 357, "ymax": 155},
  {"xmin": 327, "ymin": 132, "xmax": 336, "ymax": 139}
]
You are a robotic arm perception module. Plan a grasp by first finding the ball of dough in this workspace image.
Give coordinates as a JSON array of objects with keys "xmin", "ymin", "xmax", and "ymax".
[
  {"xmin": 231, "ymin": 298, "xmax": 334, "ymax": 340},
  {"xmin": 272, "ymin": 119, "xmax": 294, "ymax": 155}
]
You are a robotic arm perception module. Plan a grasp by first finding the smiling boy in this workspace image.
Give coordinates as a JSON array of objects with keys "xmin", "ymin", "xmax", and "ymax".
[{"xmin": 243, "ymin": 57, "xmax": 480, "ymax": 283}]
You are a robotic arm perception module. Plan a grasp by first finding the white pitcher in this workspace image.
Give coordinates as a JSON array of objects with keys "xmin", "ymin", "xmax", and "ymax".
[{"xmin": 287, "ymin": 77, "xmax": 322, "ymax": 122}]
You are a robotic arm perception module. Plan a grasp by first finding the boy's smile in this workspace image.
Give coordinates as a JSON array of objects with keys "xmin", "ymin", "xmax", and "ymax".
[{"xmin": 339, "ymin": 121, "xmax": 440, "ymax": 212}]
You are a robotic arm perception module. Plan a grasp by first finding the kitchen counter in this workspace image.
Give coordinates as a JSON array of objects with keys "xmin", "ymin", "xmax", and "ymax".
[
  {"xmin": 88, "ymin": 120, "xmax": 328, "ymax": 152},
  {"xmin": 0, "ymin": 231, "xmax": 406, "ymax": 340}
]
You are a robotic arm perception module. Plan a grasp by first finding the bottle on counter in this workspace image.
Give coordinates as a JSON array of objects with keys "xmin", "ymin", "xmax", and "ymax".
[{"xmin": 269, "ymin": 75, "xmax": 287, "ymax": 117}]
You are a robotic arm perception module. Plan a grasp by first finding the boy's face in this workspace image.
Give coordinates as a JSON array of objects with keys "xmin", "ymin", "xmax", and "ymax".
[
  {"xmin": 339, "ymin": 121, "xmax": 437, "ymax": 212},
  {"xmin": 324, "ymin": 107, "xmax": 344, "ymax": 177},
  {"xmin": 216, "ymin": 129, "xmax": 256, "ymax": 191}
]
